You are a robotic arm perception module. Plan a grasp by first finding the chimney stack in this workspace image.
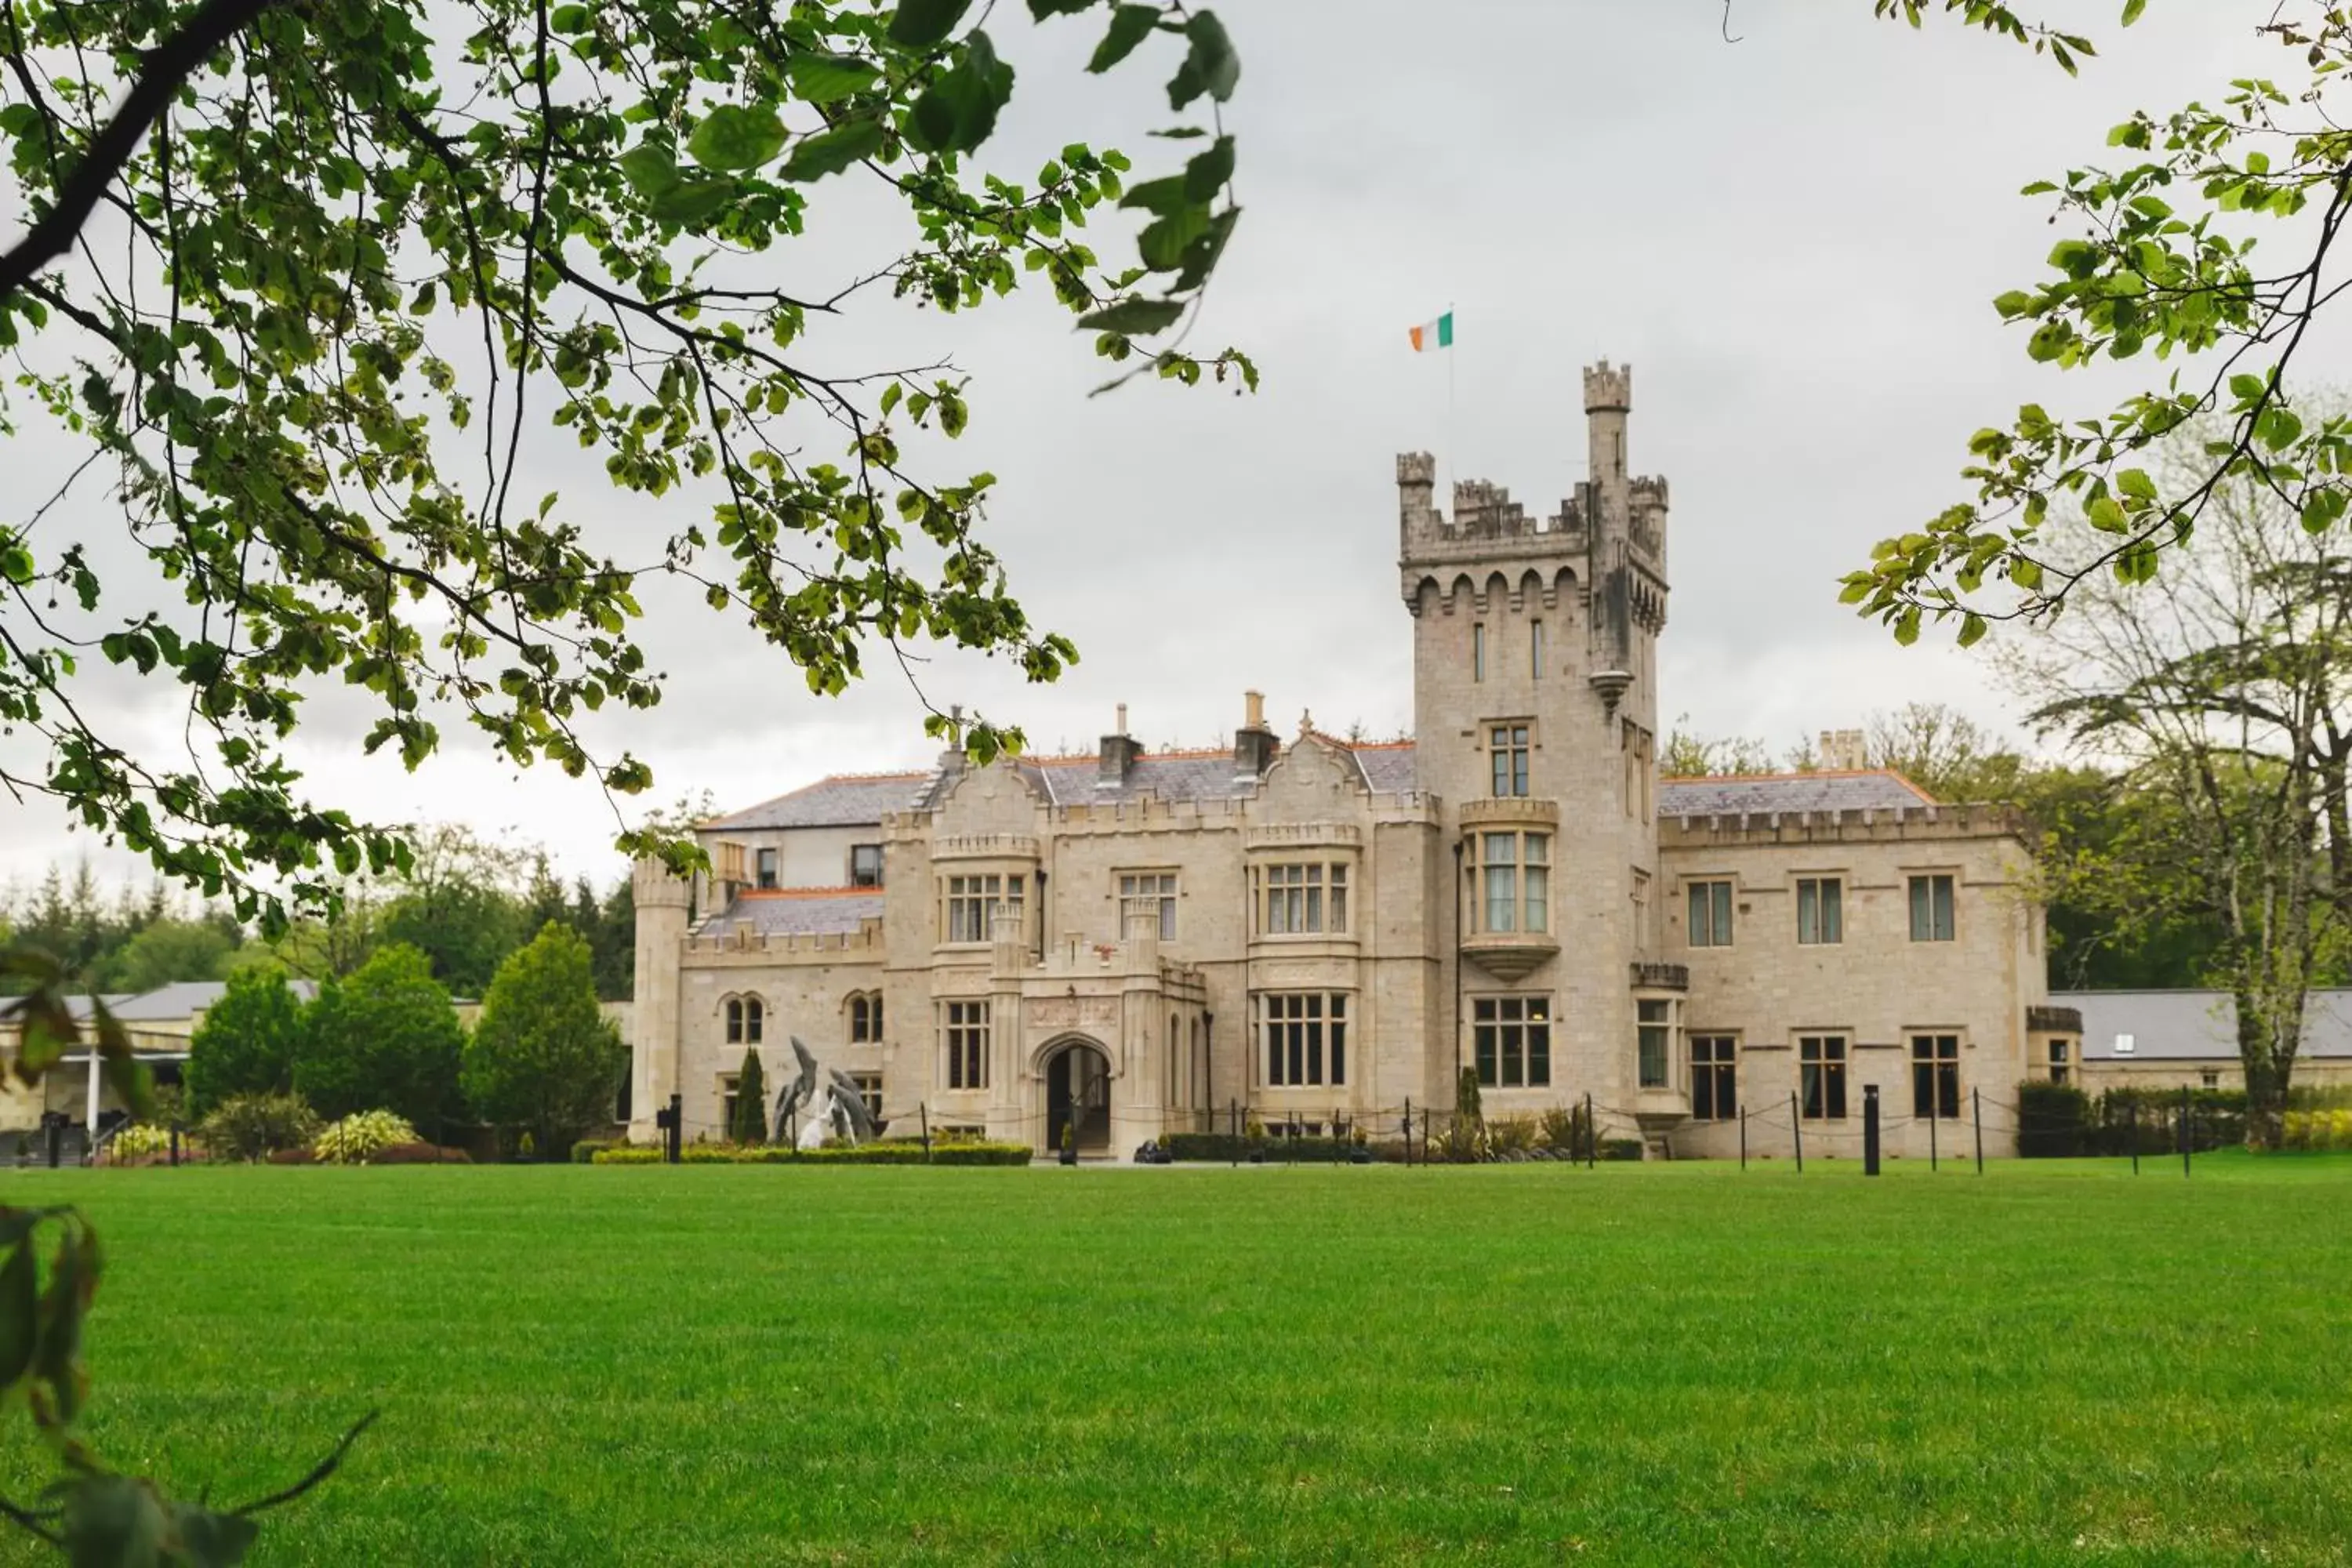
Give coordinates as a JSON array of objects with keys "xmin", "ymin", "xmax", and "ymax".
[
  {"xmin": 1234, "ymin": 689, "xmax": 1278, "ymax": 777},
  {"xmin": 1098, "ymin": 702, "xmax": 1142, "ymax": 788},
  {"xmin": 1818, "ymin": 728, "xmax": 1867, "ymax": 771}
]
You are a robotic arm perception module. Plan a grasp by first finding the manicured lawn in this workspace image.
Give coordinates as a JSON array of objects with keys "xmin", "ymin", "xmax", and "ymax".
[{"xmin": 0, "ymin": 1155, "xmax": 2346, "ymax": 1565}]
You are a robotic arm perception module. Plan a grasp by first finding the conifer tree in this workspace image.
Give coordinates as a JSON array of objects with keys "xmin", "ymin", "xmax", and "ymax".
[{"xmin": 732, "ymin": 1049, "xmax": 769, "ymax": 1145}]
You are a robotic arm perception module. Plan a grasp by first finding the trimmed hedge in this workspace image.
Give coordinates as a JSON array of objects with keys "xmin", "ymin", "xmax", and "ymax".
[
  {"xmin": 594, "ymin": 1142, "xmax": 1033, "ymax": 1167},
  {"xmin": 2017, "ymin": 1082, "xmax": 2092, "ymax": 1158},
  {"xmin": 1165, "ymin": 1133, "xmax": 1355, "ymax": 1163}
]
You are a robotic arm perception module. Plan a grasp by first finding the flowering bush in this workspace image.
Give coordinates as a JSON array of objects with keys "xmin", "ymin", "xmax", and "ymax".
[
  {"xmin": 2282, "ymin": 1109, "xmax": 2352, "ymax": 1151},
  {"xmin": 198, "ymin": 1094, "xmax": 322, "ymax": 1162},
  {"xmin": 314, "ymin": 1109, "xmax": 420, "ymax": 1165},
  {"xmin": 106, "ymin": 1123, "xmax": 177, "ymax": 1162}
]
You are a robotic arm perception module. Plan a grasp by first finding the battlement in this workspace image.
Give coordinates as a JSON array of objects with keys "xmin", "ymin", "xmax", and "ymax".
[
  {"xmin": 681, "ymin": 923, "xmax": 887, "ymax": 964},
  {"xmin": 1661, "ymin": 803, "xmax": 2031, "ymax": 847},
  {"xmin": 1584, "ymin": 360, "xmax": 1632, "ymax": 413},
  {"xmin": 1396, "ymin": 452, "xmax": 1591, "ymax": 559},
  {"xmin": 1629, "ymin": 475, "xmax": 1669, "ymax": 507}
]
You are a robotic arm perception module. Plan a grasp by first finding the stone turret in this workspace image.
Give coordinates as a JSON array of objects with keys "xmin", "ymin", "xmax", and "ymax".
[{"xmin": 629, "ymin": 857, "xmax": 693, "ymax": 1142}]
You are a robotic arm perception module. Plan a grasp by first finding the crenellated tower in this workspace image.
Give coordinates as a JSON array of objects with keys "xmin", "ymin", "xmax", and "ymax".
[{"xmin": 1396, "ymin": 361, "xmax": 1675, "ymax": 1119}]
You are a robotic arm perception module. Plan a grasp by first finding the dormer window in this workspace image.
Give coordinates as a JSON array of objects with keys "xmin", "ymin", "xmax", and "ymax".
[
  {"xmin": 851, "ymin": 844, "xmax": 884, "ymax": 887},
  {"xmin": 755, "ymin": 848, "xmax": 778, "ymax": 890}
]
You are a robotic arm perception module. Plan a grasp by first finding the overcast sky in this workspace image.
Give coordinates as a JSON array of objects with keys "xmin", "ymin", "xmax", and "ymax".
[{"xmin": 0, "ymin": 1, "xmax": 2291, "ymax": 895}]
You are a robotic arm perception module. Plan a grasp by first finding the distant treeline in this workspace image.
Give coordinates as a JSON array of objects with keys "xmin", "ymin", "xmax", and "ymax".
[{"xmin": 0, "ymin": 825, "xmax": 633, "ymax": 1002}]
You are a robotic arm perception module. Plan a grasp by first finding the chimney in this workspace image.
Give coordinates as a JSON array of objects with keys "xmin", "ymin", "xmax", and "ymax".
[
  {"xmin": 1098, "ymin": 702, "xmax": 1142, "ymax": 788},
  {"xmin": 1819, "ymin": 729, "xmax": 1867, "ymax": 771},
  {"xmin": 1233, "ymin": 689, "xmax": 1278, "ymax": 777}
]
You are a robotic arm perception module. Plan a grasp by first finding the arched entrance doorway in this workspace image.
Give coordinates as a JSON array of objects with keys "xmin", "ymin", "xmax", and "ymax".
[{"xmin": 1045, "ymin": 1040, "xmax": 1112, "ymax": 1154}]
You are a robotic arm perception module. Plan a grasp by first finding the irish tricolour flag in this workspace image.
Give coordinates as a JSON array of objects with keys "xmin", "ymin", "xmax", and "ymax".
[{"xmin": 1408, "ymin": 310, "xmax": 1454, "ymax": 353}]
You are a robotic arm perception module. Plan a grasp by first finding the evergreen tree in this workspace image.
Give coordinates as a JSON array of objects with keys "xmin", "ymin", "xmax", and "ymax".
[
  {"xmin": 732, "ymin": 1049, "xmax": 769, "ymax": 1145},
  {"xmin": 186, "ymin": 967, "xmax": 306, "ymax": 1116},
  {"xmin": 462, "ymin": 923, "xmax": 626, "ymax": 1159},
  {"xmin": 294, "ymin": 943, "xmax": 466, "ymax": 1141}
]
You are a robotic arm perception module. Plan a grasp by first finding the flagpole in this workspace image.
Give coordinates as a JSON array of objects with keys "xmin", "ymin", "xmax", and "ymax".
[{"xmin": 1445, "ymin": 299, "xmax": 1457, "ymax": 503}]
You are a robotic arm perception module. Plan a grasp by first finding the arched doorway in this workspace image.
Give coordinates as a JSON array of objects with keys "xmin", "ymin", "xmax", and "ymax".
[{"xmin": 1045, "ymin": 1040, "xmax": 1112, "ymax": 1154}]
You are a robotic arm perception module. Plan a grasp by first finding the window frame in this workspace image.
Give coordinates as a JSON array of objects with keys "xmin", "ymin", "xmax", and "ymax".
[
  {"xmin": 1908, "ymin": 873, "xmax": 1957, "ymax": 942},
  {"xmin": 848, "ymin": 992, "xmax": 884, "ymax": 1044},
  {"xmin": 850, "ymin": 1071, "xmax": 884, "ymax": 1123},
  {"xmin": 1530, "ymin": 619, "xmax": 1545, "ymax": 681},
  {"xmin": 942, "ymin": 873, "xmax": 1025, "ymax": 945},
  {"xmin": 1911, "ymin": 1033, "xmax": 1961, "ymax": 1119},
  {"xmin": 724, "ymin": 996, "xmax": 764, "ymax": 1046},
  {"xmin": 1799, "ymin": 1034, "xmax": 1848, "ymax": 1120},
  {"xmin": 1690, "ymin": 1035, "xmax": 1737, "ymax": 1121},
  {"xmin": 1472, "ymin": 832, "xmax": 1550, "ymax": 935},
  {"xmin": 1471, "ymin": 995, "xmax": 1552, "ymax": 1089},
  {"xmin": 1256, "ymin": 992, "xmax": 1349, "ymax": 1088},
  {"xmin": 850, "ymin": 843, "xmax": 884, "ymax": 887},
  {"xmin": 1118, "ymin": 869, "xmax": 1180, "ymax": 941},
  {"xmin": 754, "ymin": 847, "xmax": 779, "ymax": 891},
  {"xmin": 1472, "ymin": 622, "xmax": 1486, "ymax": 683},
  {"xmin": 1795, "ymin": 877, "xmax": 1843, "ymax": 946},
  {"xmin": 1636, "ymin": 998, "xmax": 1676, "ymax": 1090},
  {"xmin": 1489, "ymin": 722, "xmax": 1532, "ymax": 798},
  {"xmin": 1254, "ymin": 862, "xmax": 1350, "ymax": 938},
  {"xmin": 941, "ymin": 1000, "xmax": 989, "ymax": 1091},
  {"xmin": 1686, "ymin": 879, "xmax": 1734, "ymax": 948}
]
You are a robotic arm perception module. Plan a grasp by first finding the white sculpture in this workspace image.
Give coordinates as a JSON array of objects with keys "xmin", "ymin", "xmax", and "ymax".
[{"xmin": 772, "ymin": 1035, "xmax": 879, "ymax": 1147}]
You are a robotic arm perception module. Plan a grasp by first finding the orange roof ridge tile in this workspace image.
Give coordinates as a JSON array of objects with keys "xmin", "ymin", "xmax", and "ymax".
[{"xmin": 732, "ymin": 886, "xmax": 884, "ymax": 899}]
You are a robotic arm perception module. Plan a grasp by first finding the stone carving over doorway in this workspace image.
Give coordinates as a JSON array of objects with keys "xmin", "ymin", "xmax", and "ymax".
[{"xmin": 1026, "ymin": 995, "xmax": 1120, "ymax": 1033}]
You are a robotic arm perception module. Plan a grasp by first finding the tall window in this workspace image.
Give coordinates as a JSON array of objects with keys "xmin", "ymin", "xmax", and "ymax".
[
  {"xmin": 725, "ymin": 997, "xmax": 764, "ymax": 1045},
  {"xmin": 1472, "ymin": 996, "xmax": 1551, "ymax": 1088},
  {"xmin": 942, "ymin": 1001, "xmax": 989, "ymax": 1091},
  {"xmin": 851, "ymin": 1073, "xmax": 884, "ymax": 1123},
  {"xmin": 1258, "ymin": 993, "xmax": 1347, "ymax": 1087},
  {"xmin": 1490, "ymin": 724, "xmax": 1531, "ymax": 797},
  {"xmin": 1530, "ymin": 619, "xmax": 1545, "ymax": 680},
  {"xmin": 1691, "ymin": 1036, "xmax": 1737, "ymax": 1120},
  {"xmin": 943, "ymin": 873, "xmax": 1023, "ymax": 943},
  {"xmin": 1911, "ymin": 1033, "xmax": 1960, "ymax": 1119},
  {"xmin": 1475, "ymin": 833, "xmax": 1549, "ymax": 935},
  {"xmin": 1472, "ymin": 622, "xmax": 1486, "ymax": 683},
  {"xmin": 755, "ymin": 848, "xmax": 778, "ymax": 890},
  {"xmin": 849, "ymin": 993, "xmax": 882, "ymax": 1044},
  {"xmin": 2049, "ymin": 1038, "xmax": 2072, "ymax": 1086},
  {"xmin": 1800, "ymin": 1035, "xmax": 1847, "ymax": 1120},
  {"xmin": 1120, "ymin": 872, "xmax": 1178, "ymax": 940},
  {"xmin": 850, "ymin": 844, "xmax": 884, "ymax": 887},
  {"xmin": 1909, "ymin": 874, "xmax": 1956, "ymax": 942},
  {"xmin": 1258, "ymin": 863, "xmax": 1348, "ymax": 935},
  {"xmin": 1796, "ymin": 877, "xmax": 1842, "ymax": 946},
  {"xmin": 1687, "ymin": 880, "xmax": 1733, "ymax": 947},
  {"xmin": 719, "ymin": 1073, "xmax": 742, "ymax": 1136},
  {"xmin": 1637, "ymin": 999, "xmax": 1674, "ymax": 1089}
]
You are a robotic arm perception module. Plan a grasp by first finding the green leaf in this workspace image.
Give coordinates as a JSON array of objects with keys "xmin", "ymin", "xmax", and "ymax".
[
  {"xmin": 1088, "ymin": 5, "xmax": 1161, "ymax": 73},
  {"xmin": 2259, "ymin": 407, "xmax": 2304, "ymax": 452},
  {"xmin": 2087, "ymin": 496, "xmax": 2129, "ymax": 532},
  {"xmin": 782, "ymin": 115, "xmax": 886, "ymax": 180},
  {"xmin": 1991, "ymin": 290, "xmax": 2035, "ymax": 319},
  {"xmin": 786, "ymin": 53, "xmax": 881, "ymax": 103},
  {"xmin": 2122, "ymin": 0, "xmax": 2146, "ymax": 23},
  {"xmin": 617, "ymin": 143, "xmax": 681, "ymax": 198},
  {"xmin": 689, "ymin": 104, "xmax": 788, "ymax": 171},
  {"xmin": 549, "ymin": 3, "xmax": 590, "ymax": 33},
  {"xmin": 889, "ymin": 0, "xmax": 975, "ymax": 48},
  {"xmin": 1167, "ymin": 11, "xmax": 1240, "ymax": 109},
  {"xmin": 1079, "ymin": 298, "xmax": 1187, "ymax": 336},
  {"xmin": 2229, "ymin": 372, "xmax": 2268, "ymax": 405},
  {"xmin": 0, "ymin": 1241, "xmax": 36, "ymax": 1392},
  {"xmin": 1956, "ymin": 612, "xmax": 1988, "ymax": 649},
  {"xmin": 1893, "ymin": 606, "xmax": 1922, "ymax": 647},
  {"xmin": 649, "ymin": 178, "xmax": 739, "ymax": 224},
  {"xmin": 1029, "ymin": 0, "xmax": 1100, "ymax": 13},
  {"xmin": 1182, "ymin": 136, "xmax": 1233, "ymax": 201},
  {"xmin": 907, "ymin": 31, "xmax": 1014, "ymax": 153},
  {"xmin": 2117, "ymin": 468, "xmax": 2158, "ymax": 500}
]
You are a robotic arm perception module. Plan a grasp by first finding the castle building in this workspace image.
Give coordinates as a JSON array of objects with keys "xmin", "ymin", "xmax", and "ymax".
[{"xmin": 629, "ymin": 365, "xmax": 2060, "ymax": 1158}]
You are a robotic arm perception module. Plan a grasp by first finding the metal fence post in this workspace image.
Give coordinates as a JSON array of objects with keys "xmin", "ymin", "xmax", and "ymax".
[
  {"xmin": 2180, "ymin": 1087, "xmax": 2192, "ymax": 1178},
  {"xmin": 1973, "ymin": 1087, "xmax": 1984, "ymax": 1175},
  {"xmin": 1739, "ymin": 1106, "xmax": 1748, "ymax": 1171},
  {"xmin": 1928, "ymin": 1094, "xmax": 1938, "ymax": 1172},
  {"xmin": 1863, "ymin": 1083, "xmax": 1881, "ymax": 1177},
  {"xmin": 1584, "ymin": 1091, "xmax": 1596, "ymax": 1170},
  {"xmin": 1403, "ymin": 1097, "xmax": 1413, "ymax": 1168},
  {"xmin": 1791, "ymin": 1092, "xmax": 1803, "ymax": 1174},
  {"xmin": 920, "ymin": 1102, "xmax": 932, "ymax": 1164}
]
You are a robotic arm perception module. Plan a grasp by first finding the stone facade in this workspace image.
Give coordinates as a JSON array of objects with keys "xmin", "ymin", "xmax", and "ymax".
[{"xmin": 629, "ymin": 364, "xmax": 2049, "ymax": 1156}]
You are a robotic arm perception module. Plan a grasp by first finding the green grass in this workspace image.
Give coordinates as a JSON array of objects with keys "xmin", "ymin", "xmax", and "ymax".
[{"xmin": 2, "ymin": 1155, "xmax": 2348, "ymax": 1565}]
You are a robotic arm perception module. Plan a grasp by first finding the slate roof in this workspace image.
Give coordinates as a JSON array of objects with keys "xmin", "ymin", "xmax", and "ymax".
[
  {"xmin": 705, "ymin": 739, "xmax": 1428, "ymax": 829},
  {"xmin": 700, "ymin": 890, "xmax": 886, "ymax": 939},
  {"xmin": 1657, "ymin": 770, "xmax": 1936, "ymax": 818},
  {"xmin": 100, "ymin": 979, "xmax": 318, "ymax": 1023},
  {"xmin": 2053, "ymin": 989, "xmax": 2352, "ymax": 1061}
]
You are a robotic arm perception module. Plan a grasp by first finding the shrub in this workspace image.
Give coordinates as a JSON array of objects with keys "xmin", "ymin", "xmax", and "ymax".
[
  {"xmin": 1539, "ymin": 1104, "xmax": 1591, "ymax": 1156},
  {"xmin": 314, "ymin": 1109, "xmax": 420, "ymax": 1164},
  {"xmin": 187, "ymin": 966, "xmax": 307, "ymax": 1116},
  {"xmin": 572, "ymin": 1136, "xmax": 622, "ymax": 1164},
  {"xmin": 1600, "ymin": 1138, "xmax": 1645, "ymax": 1162},
  {"xmin": 2095, "ymin": 1087, "xmax": 2246, "ymax": 1154},
  {"xmin": 2017, "ymin": 1081, "xmax": 2093, "ymax": 1158},
  {"xmin": 368, "ymin": 1142, "xmax": 471, "ymax": 1164},
  {"xmin": 198, "ymin": 1093, "xmax": 321, "ymax": 1162},
  {"xmin": 602, "ymin": 1142, "xmax": 1033, "ymax": 1166},
  {"xmin": 2282, "ymin": 1108, "xmax": 2352, "ymax": 1150},
  {"xmin": 105, "ymin": 1123, "xmax": 177, "ymax": 1163},
  {"xmin": 297, "ymin": 943, "xmax": 466, "ymax": 1140},
  {"xmin": 1487, "ymin": 1115, "xmax": 1538, "ymax": 1156},
  {"xmin": 1164, "ymin": 1132, "xmax": 1351, "ymax": 1163},
  {"xmin": 731, "ymin": 1047, "xmax": 768, "ymax": 1145}
]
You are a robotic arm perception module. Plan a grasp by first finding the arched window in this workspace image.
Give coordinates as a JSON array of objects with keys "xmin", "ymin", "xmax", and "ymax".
[
  {"xmin": 850, "ymin": 993, "xmax": 880, "ymax": 1044},
  {"xmin": 726, "ymin": 997, "xmax": 764, "ymax": 1045}
]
